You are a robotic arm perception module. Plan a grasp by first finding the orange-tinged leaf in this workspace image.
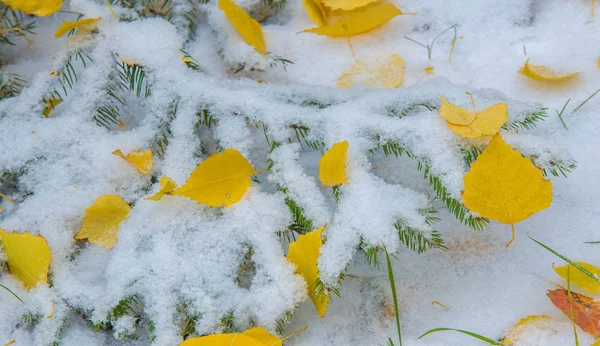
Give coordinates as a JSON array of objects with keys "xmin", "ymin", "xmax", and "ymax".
[
  {"xmin": 321, "ymin": 0, "xmax": 378, "ymax": 11},
  {"xmin": 0, "ymin": 229, "xmax": 51, "ymax": 289},
  {"xmin": 547, "ymin": 288, "xmax": 600, "ymax": 338},
  {"xmin": 554, "ymin": 262, "xmax": 600, "ymax": 293},
  {"xmin": 462, "ymin": 134, "xmax": 552, "ymax": 247},
  {"xmin": 218, "ymin": 0, "xmax": 267, "ymax": 55},
  {"xmin": 302, "ymin": 0, "xmax": 327, "ymax": 26},
  {"xmin": 75, "ymin": 195, "xmax": 131, "ymax": 249},
  {"xmin": 172, "ymin": 149, "xmax": 257, "ymax": 207},
  {"xmin": 301, "ymin": 3, "xmax": 403, "ymax": 38},
  {"xmin": 1, "ymin": 0, "xmax": 62, "ymax": 16},
  {"xmin": 54, "ymin": 18, "xmax": 101, "ymax": 39},
  {"xmin": 501, "ymin": 315, "xmax": 551, "ymax": 345},
  {"xmin": 337, "ymin": 54, "xmax": 404, "ymax": 89},
  {"xmin": 439, "ymin": 96, "xmax": 508, "ymax": 138},
  {"xmin": 112, "ymin": 149, "xmax": 153, "ymax": 175},
  {"xmin": 286, "ymin": 225, "xmax": 329, "ymax": 317},
  {"xmin": 179, "ymin": 327, "xmax": 281, "ymax": 345},
  {"xmin": 319, "ymin": 140, "xmax": 349, "ymax": 186},
  {"xmin": 519, "ymin": 59, "xmax": 579, "ymax": 82},
  {"xmin": 145, "ymin": 175, "xmax": 178, "ymax": 201}
]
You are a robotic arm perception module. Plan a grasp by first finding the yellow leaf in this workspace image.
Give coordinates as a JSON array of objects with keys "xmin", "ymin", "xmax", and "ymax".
[
  {"xmin": 439, "ymin": 96, "xmax": 508, "ymax": 138},
  {"xmin": 75, "ymin": 195, "xmax": 131, "ymax": 249},
  {"xmin": 462, "ymin": 134, "xmax": 552, "ymax": 247},
  {"xmin": 593, "ymin": 340, "xmax": 600, "ymax": 346},
  {"xmin": 286, "ymin": 225, "xmax": 329, "ymax": 317},
  {"xmin": 321, "ymin": 0, "xmax": 378, "ymax": 11},
  {"xmin": 553, "ymin": 262, "xmax": 600, "ymax": 293},
  {"xmin": 42, "ymin": 97, "xmax": 62, "ymax": 118},
  {"xmin": 424, "ymin": 66, "xmax": 434, "ymax": 75},
  {"xmin": 179, "ymin": 327, "xmax": 281, "ymax": 346},
  {"xmin": 218, "ymin": 0, "xmax": 267, "ymax": 56},
  {"xmin": 54, "ymin": 17, "xmax": 101, "ymax": 39},
  {"xmin": 502, "ymin": 315, "xmax": 551, "ymax": 345},
  {"xmin": 0, "ymin": 0, "xmax": 62, "ymax": 16},
  {"xmin": 172, "ymin": 149, "xmax": 257, "ymax": 207},
  {"xmin": 319, "ymin": 140, "xmax": 349, "ymax": 186},
  {"xmin": 0, "ymin": 229, "xmax": 51, "ymax": 289},
  {"xmin": 301, "ymin": 3, "xmax": 403, "ymax": 37},
  {"xmin": 337, "ymin": 54, "xmax": 404, "ymax": 89},
  {"xmin": 145, "ymin": 175, "xmax": 178, "ymax": 201},
  {"xmin": 302, "ymin": 0, "xmax": 327, "ymax": 26},
  {"xmin": 112, "ymin": 149, "xmax": 153, "ymax": 175},
  {"xmin": 519, "ymin": 59, "xmax": 579, "ymax": 82}
]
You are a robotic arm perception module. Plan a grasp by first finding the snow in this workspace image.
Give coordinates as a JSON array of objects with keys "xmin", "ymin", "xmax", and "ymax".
[{"xmin": 0, "ymin": 0, "xmax": 599, "ymax": 344}]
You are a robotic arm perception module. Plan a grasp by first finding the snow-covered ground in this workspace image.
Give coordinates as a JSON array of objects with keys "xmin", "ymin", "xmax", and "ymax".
[{"xmin": 0, "ymin": 0, "xmax": 599, "ymax": 345}]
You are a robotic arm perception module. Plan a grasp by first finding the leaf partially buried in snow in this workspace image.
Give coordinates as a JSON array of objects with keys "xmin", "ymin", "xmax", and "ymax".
[
  {"xmin": 519, "ymin": 59, "xmax": 579, "ymax": 82},
  {"xmin": 321, "ymin": 0, "xmax": 379, "ymax": 11},
  {"xmin": 172, "ymin": 149, "xmax": 257, "ymax": 207},
  {"xmin": 337, "ymin": 54, "xmax": 404, "ymax": 89},
  {"xmin": 179, "ymin": 326, "xmax": 282, "ymax": 345},
  {"xmin": 438, "ymin": 96, "xmax": 507, "ymax": 138},
  {"xmin": 145, "ymin": 175, "xmax": 178, "ymax": 201},
  {"xmin": 301, "ymin": 3, "xmax": 403, "ymax": 37},
  {"xmin": 75, "ymin": 195, "xmax": 131, "ymax": 249},
  {"xmin": 218, "ymin": 0, "xmax": 267, "ymax": 56},
  {"xmin": 547, "ymin": 288, "xmax": 600, "ymax": 339},
  {"xmin": 302, "ymin": 0, "xmax": 327, "ymax": 27},
  {"xmin": 501, "ymin": 315, "xmax": 552, "ymax": 345},
  {"xmin": 112, "ymin": 149, "xmax": 153, "ymax": 175},
  {"xmin": 286, "ymin": 225, "xmax": 329, "ymax": 317},
  {"xmin": 0, "ymin": 229, "xmax": 51, "ymax": 289},
  {"xmin": 554, "ymin": 262, "xmax": 600, "ymax": 293},
  {"xmin": 42, "ymin": 97, "xmax": 62, "ymax": 118},
  {"xmin": 1, "ymin": 0, "xmax": 62, "ymax": 16},
  {"xmin": 54, "ymin": 18, "xmax": 101, "ymax": 39},
  {"xmin": 319, "ymin": 140, "xmax": 349, "ymax": 187},
  {"xmin": 462, "ymin": 134, "xmax": 552, "ymax": 247}
]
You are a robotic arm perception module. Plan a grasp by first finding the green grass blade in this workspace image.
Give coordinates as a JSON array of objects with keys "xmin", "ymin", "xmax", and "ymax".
[
  {"xmin": 529, "ymin": 237, "xmax": 600, "ymax": 283},
  {"xmin": 383, "ymin": 244, "xmax": 402, "ymax": 346},
  {"xmin": 584, "ymin": 241, "xmax": 600, "ymax": 244},
  {"xmin": 418, "ymin": 328, "xmax": 502, "ymax": 345},
  {"xmin": 1, "ymin": 284, "xmax": 24, "ymax": 303}
]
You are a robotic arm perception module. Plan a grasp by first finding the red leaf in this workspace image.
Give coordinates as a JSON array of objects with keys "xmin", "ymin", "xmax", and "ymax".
[{"xmin": 547, "ymin": 288, "xmax": 600, "ymax": 338}]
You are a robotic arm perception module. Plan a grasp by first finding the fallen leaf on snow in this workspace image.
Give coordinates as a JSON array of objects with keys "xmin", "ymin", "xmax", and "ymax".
[
  {"xmin": 180, "ymin": 326, "xmax": 282, "ymax": 345},
  {"xmin": 337, "ymin": 54, "xmax": 404, "ymax": 89},
  {"xmin": 553, "ymin": 262, "xmax": 600, "ymax": 293},
  {"xmin": 321, "ymin": 0, "xmax": 379, "ymax": 11},
  {"xmin": 145, "ymin": 175, "xmax": 178, "ymax": 201},
  {"xmin": 54, "ymin": 18, "xmax": 101, "ymax": 39},
  {"xmin": 112, "ymin": 149, "xmax": 153, "ymax": 175},
  {"xmin": 438, "ymin": 95, "xmax": 507, "ymax": 138},
  {"xmin": 286, "ymin": 225, "xmax": 329, "ymax": 317},
  {"xmin": 0, "ymin": 229, "xmax": 51, "ymax": 289},
  {"xmin": 302, "ymin": 0, "xmax": 327, "ymax": 26},
  {"xmin": 219, "ymin": 0, "xmax": 267, "ymax": 56},
  {"xmin": 1, "ymin": 0, "xmax": 62, "ymax": 16},
  {"xmin": 319, "ymin": 140, "xmax": 349, "ymax": 186},
  {"xmin": 519, "ymin": 59, "xmax": 579, "ymax": 82},
  {"xmin": 547, "ymin": 288, "xmax": 600, "ymax": 338},
  {"xmin": 462, "ymin": 134, "xmax": 552, "ymax": 247},
  {"xmin": 172, "ymin": 149, "xmax": 257, "ymax": 207},
  {"xmin": 501, "ymin": 315, "xmax": 552, "ymax": 345},
  {"xmin": 75, "ymin": 194, "xmax": 131, "ymax": 249}
]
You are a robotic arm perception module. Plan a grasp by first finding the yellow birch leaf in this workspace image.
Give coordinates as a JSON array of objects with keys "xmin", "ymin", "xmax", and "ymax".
[
  {"xmin": 112, "ymin": 149, "xmax": 153, "ymax": 175},
  {"xmin": 519, "ymin": 59, "xmax": 579, "ymax": 82},
  {"xmin": 172, "ymin": 149, "xmax": 257, "ymax": 207},
  {"xmin": 145, "ymin": 176, "xmax": 178, "ymax": 201},
  {"xmin": 1, "ymin": 0, "xmax": 62, "ymax": 16},
  {"xmin": 302, "ymin": 0, "xmax": 327, "ymax": 27},
  {"xmin": 553, "ymin": 262, "xmax": 600, "ymax": 293},
  {"xmin": 462, "ymin": 134, "xmax": 552, "ymax": 247},
  {"xmin": 218, "ymin": 0, "xmax": 267, "ymax": 56},
  {"xmin": 0, "ymin": 229, "xmax": 51, "ymax": 289},
  {"xmin": 42, "ymin": 97, "xmax": 62, "ymax": 118},
  {"xmin": 319, "ymin": 140, "xmax": 349, "ymax": 186},
  {"xmin": 502, "ymin": 315, "xmax": 552, "ymax": 345},
  {"xmin": 593, "ymin": 340, "xmax": 600, "ymax": 346},
  {"xmin": 321, "ymin": 0, "xmax": 378, "ymax": 11},
  {"xmin": 286, "ymin": 225, "xmax": 329, "ymax": 317},
  {"xmin": 439, "ymin": 96, "xmax": 508, "ymax": 138},
  {"xmin": 301, "ymin": 3, "xmax": 403, "ymax": 38},
  {"xmin": 54, "ymin": 18, "xmax": 101, "ymax": 39},
  {"xmin": 75, "ymin": 195, "xmax": 131, "ymax": 249},
  {"xmin": 179, "ymin": 327, "xmax": 281, "ymax": 345},
  {"xmin": 337, "ymin": 54, "xmax": 404, "ymax": 89}
]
